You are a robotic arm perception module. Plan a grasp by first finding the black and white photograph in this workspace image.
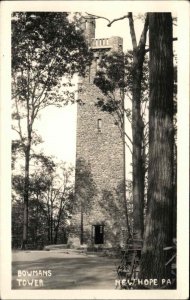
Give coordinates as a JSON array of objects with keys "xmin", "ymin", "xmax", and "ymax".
[{"xmin": 0, "ymin": 1, "xmax": 189, "ymax": 299}]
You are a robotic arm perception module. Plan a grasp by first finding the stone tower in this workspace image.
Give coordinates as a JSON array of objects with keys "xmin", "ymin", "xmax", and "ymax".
[{"xmin": 69, "ymin": 18, "xmax": 126, "ymax": 249}]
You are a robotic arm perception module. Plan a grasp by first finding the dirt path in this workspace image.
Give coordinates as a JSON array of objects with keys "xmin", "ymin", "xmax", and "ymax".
[{"xmin": 12, "ymin": 250, "xmax": 120, "ymax": 289}]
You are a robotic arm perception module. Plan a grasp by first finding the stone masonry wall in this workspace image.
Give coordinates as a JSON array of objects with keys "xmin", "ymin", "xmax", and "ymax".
[
  {"xmin": 77, "ymin": 85, "xmax": 124, "ymax": 190},
  {"xmin": 69, "ymin": 82, "xmax": 126, "ymax": 248}
]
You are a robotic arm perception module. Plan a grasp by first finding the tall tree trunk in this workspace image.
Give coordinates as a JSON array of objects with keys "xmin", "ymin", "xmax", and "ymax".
[
  {"xmin": 80, "ymin": 205, "xmax": 84, "ymax": 245},
  {"xmin": 47, "ymin": 197, "xmax": 51, "ymax": 243},
  {"xmin": 54, "ymin": 205, "xmax": 63, "ymax": 244},
  {"xmin": 54, "ymin": 226, "xmax": 59, "ymax": 244},
  {"xmin": 140, "ymin": 13, "xmax": 174, "ymax": 284},
  {"xmin": 132, "ymin": 64, "xmax": 145, "ymax": 239},
  {"xmin": 123, "ymin": 192, "xmax": 131, "ymax": 239},
  {"xmin": 50, "ymin": 198, "xmax": 53, "ymax": 244},
  {"xmin": 172, "ymin": 142, "xmax": 177, "ymax": 238},
  {"xmin": 128, "ymin": 13, "xmax": 149, "ymax": 239},
  {"xmin": 35, "ymin": 193, "xmax": 39, "ymax": 247},
  {"xmin": 21, "ymin": 145, "xmax": 30, "ymax": 249},
  {"xmin": 122, "ymin": 83, "xmax": 132, "ymax": 238}
]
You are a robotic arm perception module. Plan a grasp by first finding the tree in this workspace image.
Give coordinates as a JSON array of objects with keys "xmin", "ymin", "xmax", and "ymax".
[
  {"xmin": 127, "ymin": 13, "xmax": 149, "ymax": 239},
  {"xmin": 94, "ymin": 49, "xmax": 149, "ymax": 239},
  {"xmin": 12, "ymin": 154, "xmax": 74, "ymax": 248},
  {"xmin": 12, "ymin": 154, "xmax": 55, "ymax": 248},
  {"xmin": 12, "ymin": 12, "xmax": 92, "ymax": 249},
  {"xmin": 28, "ymin": 154, "xmax": 56, "ymax": 245},
  {"xmin": 42, "ymin": 163, "xmax": 74, "ymax": 245},
  {"xmin": 140, "ymin": 13, "xmax": 174, "ymax": 285}
]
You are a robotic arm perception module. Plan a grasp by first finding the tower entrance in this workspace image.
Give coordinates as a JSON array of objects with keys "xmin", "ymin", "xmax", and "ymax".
[{"xmin": 92, "ymin": 225, "xmax": 104, "ymax": 244}]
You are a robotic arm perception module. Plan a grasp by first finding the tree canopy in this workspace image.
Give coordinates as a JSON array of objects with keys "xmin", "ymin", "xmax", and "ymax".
[{"xmin": 11, "ymin": 12, "xmax": 92, "ymax": 248}]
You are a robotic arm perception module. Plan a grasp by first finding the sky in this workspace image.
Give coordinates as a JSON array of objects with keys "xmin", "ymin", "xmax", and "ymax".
[{"xmin": 35, "ymin": 104, "xmax": 77, "ymax": 165}]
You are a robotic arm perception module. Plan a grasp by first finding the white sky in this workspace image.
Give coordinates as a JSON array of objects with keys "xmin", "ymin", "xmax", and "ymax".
[{"xmin": 35, "ymin": 104, "xmax": 77, "ymax": 164}]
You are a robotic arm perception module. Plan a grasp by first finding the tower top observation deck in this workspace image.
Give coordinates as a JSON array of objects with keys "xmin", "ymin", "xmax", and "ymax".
[
  {"xmin": 81, "ymin": 16, "xmax": 123, "ymax": 52},
  {"xmin": 91, "ymin": 36, "xmax": 123, "ymax": 52}
]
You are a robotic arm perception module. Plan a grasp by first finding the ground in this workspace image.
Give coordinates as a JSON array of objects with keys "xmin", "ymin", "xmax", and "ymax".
[{"xmin": 12, "ymin": 249, "xmax": 120, "ymax": 289}]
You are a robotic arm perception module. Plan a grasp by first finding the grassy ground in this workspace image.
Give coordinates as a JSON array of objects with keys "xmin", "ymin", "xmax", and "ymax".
[{"xmin": 12, "ymin": 249, "xmax": 120, "ymax": 289}]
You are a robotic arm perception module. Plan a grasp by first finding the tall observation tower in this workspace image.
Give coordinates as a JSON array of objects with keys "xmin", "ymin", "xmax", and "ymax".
[{"xmin": 69, "ymin": 17, "xmax": 127, "ymax": 249}]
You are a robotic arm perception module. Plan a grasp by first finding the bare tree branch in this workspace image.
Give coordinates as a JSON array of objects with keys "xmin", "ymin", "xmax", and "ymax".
[
  {"xmin": 138, "ymin": 14, "xmax": 149, "ymax": 49},
  {"xmin": 124, "ymin": 131, "xmax": 133, "ymax": 147},
  {"xmin": 85, "ymin": 12, "xmax": 110, "ymax": 23},
  {"xmin": 107, "ymin": 14, "xmax": 129, "ymax": 27},
  {"xmin": 85, "ymin": 12, "xmax": 129, "ymax": 28},
  {"xmin": 125, "ymin": 140, "xmax": 133, "ymax": 154},
  {"xmin": 128, "ymin": 13, "xmax": 137, "ymax": 49}
]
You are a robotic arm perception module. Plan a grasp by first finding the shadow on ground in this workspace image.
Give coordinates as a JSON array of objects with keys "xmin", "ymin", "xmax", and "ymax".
[{"xmin": 12, "ymin": 250, "xmax": 119, "ymax": 289}]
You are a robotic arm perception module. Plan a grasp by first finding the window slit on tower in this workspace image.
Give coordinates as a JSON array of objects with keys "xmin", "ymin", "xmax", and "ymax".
[{"xmin": 97, "ymin": 118, "xmax": 102, "ymax": 132}]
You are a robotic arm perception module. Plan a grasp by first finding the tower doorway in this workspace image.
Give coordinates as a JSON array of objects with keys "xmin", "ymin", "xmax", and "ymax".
[{"xmin": 92, "ymin": 225, "xmax": 104, "ymax": 244}]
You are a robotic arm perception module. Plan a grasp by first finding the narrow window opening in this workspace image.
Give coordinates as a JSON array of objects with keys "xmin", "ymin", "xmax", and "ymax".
[{"xmin": 97, "ymin": 119, "xmax": 102, "ymax": 132}]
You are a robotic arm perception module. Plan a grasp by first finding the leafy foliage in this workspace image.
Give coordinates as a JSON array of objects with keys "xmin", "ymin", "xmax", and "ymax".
[
  {"xmin": 94, "ymin": 52, "xmax": 125, "ymax": 95},
  {"xmin": 12, "ymin": 154, "xmax": 74, "ymax": 248},
  {"xmin": 12, "ymin": 12, "xmax": 92, "ymax": 77},
  {"xmin": 11, "ymin": 12, "xmax": 92, "ymax": 247},
  {"xmin": 12, "ymin": 11, "xmax": 93, "ymax": 152},
  {"xmin": 93, "ymin": 47, "xmax": 149, "ymax": 240},
  {"xmin": 94, "ymin": 51, "xmax": 149, "ymax": 114}
]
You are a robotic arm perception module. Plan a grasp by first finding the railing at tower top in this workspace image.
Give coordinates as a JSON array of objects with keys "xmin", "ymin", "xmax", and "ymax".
[{"xmin": 90, "ymin": 38, "xmax": 111, "ymax": 49}]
